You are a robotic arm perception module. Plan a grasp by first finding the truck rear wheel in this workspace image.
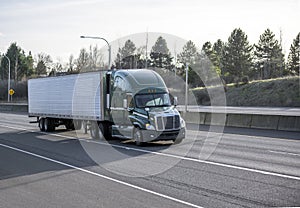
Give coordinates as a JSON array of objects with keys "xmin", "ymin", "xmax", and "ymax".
[{"xmin": 99, "ymin": 122, "xmax": 112, "ymax": 140}]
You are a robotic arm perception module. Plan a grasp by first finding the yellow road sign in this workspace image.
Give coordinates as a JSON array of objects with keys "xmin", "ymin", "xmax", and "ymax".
[{"xmin": 9, "ymin": 89, "xmax": 15, "ymax": 96}]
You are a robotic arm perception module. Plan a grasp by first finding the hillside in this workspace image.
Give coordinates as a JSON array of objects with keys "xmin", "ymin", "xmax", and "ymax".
[{"xmin": 190, "ymin": 76, "xmax": 300, "ymax": 107}]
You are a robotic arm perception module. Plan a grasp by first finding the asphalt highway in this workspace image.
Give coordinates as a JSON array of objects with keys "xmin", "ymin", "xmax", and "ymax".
[{"xmin": 0, "ymin": 112, "xmax": 299, "ymax": 208}]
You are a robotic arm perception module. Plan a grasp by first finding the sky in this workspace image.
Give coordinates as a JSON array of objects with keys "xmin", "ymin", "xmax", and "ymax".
[{"xmin": 0, "ymin": 0, "xmax": 299, "ymax": 65}]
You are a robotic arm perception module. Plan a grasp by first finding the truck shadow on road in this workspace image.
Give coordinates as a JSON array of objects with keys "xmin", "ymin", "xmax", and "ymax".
[{"xmin": 0, "ymin": 129, "xmax": 173, "ymax": 182}]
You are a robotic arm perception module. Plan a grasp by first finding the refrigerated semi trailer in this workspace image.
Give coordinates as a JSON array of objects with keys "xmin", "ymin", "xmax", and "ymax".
[{"xmin": 28, "ymin": 69, "xmax": 185, "ymax": 145}]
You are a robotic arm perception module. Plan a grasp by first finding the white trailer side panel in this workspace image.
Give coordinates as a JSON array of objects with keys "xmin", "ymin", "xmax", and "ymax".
[{"xmin": 28, "ymin": 72, "xmax": 103, "ymax": 120}]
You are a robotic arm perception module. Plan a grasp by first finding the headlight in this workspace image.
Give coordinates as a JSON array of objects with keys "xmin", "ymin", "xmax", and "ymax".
[
  {"xmin": 146, "ymin": 123, "xmax": 155, "ymax": 130},
  {"xmin": 180, "ymin": 118, "xmax": 186, "ymax": 128}
]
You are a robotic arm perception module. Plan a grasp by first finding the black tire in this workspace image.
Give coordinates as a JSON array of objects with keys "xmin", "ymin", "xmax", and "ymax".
[
  {"xmin": 44, "ymin": 118, "xmax": 55, "ymax": 132},
  {"xmin": 99, "ymin": 122, "xmax": 112, "ymax": 140},
  {"xmin": 90, "ymin": 121, "xmax": 100, "ymax": 139},
  {"xmin": 65, "ymin": 120, "xmax": 75, "ymax": 130},
  {"xmin": 173, "ymin": 137, "xmax": 183, "ymax": 144},
  {"xmin": 133, "ymin": 127, "xmax": 144, "ymax": 146},
  {"xmin": 39, "ymin": 118, "xmax": 45, "ymax": 132}
]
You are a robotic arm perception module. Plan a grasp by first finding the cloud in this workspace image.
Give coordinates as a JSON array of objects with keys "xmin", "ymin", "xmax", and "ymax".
[{"xmin": 0, "ymin": 32, "xmax": 4, "ymax": 37}]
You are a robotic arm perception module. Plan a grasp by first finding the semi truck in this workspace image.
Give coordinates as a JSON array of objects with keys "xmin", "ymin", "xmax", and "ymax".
[{"xmin": 28, "ymin": 69, "xmax": 185, "ymax": 145}]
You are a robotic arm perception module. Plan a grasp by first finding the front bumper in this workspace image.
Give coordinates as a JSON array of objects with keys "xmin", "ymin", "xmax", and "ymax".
[{"xmin": 141, "ymin": 128, "xmax": 185, "ymax": 142}]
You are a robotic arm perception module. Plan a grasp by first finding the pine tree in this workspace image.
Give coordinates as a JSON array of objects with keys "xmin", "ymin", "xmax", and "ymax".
[
  {"xmin": 177, "ymin": 40, "xmax": 201, "ymax": 87},
  {"xmin": 0, "ymin": 42, "xmax": 32, "ymax": 81},
  {"xmin": 177, "ymin": 40, "xmax": 199, "ymax": 74},
  {"xmin": 150, "ymin": 36, "xmax": 173, "ymax": 70},
  {"xmin": 24, "ymin": 51, "xmax": 34, "ymax": 78},
  {"xmin": 114, "ymin": 39, "xmax": 136, "ymax": 69},
  {"xmin": 221, "ymin": 28, "xmax": 253, "ymax": 83},
  {"xmin": 213, "ymin": 39, "xmax": 224, "ymax": 75},
  {"xmin": 177, "ymin": 40, "xmax": 198, "ymax": 65},
  {"xmin": 202, "ymin": 41, "xmax": 220, "ymax": 75},
  {"xmin": 254, "ymin": 28, "xmax": 285, "ymax": 79},
  {"xmin": 287, "ymin": 32, "xmax": 300, "ymax": 75}
]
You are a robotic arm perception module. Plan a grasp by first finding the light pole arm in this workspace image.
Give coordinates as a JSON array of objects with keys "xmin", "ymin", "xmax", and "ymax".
[{"xmin": 80, "ymin": 35, "xmax": 111, "ymax": 68}]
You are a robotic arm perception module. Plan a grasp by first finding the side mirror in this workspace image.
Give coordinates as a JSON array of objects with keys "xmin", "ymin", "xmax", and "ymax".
[
  {"xmin": 123, "ymin": 99, "xmax": 128, "ymax": 109},
  {"xmin": 174, "ymin": 96, "xmax": 178, "ymax": 106}
]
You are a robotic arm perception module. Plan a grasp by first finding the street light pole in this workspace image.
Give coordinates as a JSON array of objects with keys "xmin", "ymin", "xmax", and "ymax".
[
  {"xmin": 185, "ymin": 63, "xmax": 188, "ymax": 112},
  {"xmin": 80, "ymin": 36, "xmax": 111, "ymax": 69},
  {"xmin": 3, "ymin": 54, "xmax": 11, "ymax": 102}
]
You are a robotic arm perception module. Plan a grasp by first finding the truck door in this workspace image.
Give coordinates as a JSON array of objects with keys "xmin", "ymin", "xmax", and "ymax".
[{"xmin": 111, "ymin": 76, "xmax": 132, "ymax": 139}]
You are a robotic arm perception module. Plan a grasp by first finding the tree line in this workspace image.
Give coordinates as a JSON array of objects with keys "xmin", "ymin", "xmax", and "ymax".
[
  {"xmin": 111, "ymin": 29, "xmax": 299, "ymax": 87},
  {"xmin": 0, "ymin": 28, "xmax": 299, "ymax": 88}
]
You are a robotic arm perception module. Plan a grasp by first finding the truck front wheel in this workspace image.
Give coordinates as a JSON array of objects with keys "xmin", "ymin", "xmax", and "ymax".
[
  {"xmin": 134, "ymin": 127, "xmax": 144, "ymax": 146},
  {"xmin": 173, "ymin": 137, "xmax": 183, "ymax": 144}
]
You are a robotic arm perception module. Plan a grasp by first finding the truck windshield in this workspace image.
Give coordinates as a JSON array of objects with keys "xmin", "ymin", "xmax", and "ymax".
[{"xmin": 135, "ymin": 93, "xmax": 171, "ymax": 108}]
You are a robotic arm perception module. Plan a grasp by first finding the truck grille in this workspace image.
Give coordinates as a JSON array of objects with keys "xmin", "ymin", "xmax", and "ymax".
[{"xmin": 155, "ymin": 115, "xmax": 180, "ymax": 131}]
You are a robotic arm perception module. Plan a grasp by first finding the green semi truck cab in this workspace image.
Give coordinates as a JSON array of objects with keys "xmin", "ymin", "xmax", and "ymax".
[{"xmin": 108, "ymin": 69, "xmax": 185, "ymax": 145}]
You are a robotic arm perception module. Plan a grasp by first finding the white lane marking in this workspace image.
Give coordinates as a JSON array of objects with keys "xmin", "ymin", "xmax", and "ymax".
[
  {"xmin": 0, "ymin": 143, "xmax": 202, "ymax": 208},
  {"xmin": 1, "ymin": 124, "xmax": 300, "ymax": 181},
  {"xmin": 268, "ymin": 150, "xmax": 300, "ymax": 157}
]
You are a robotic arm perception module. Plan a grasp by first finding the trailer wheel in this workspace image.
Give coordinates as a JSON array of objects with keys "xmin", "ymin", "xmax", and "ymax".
[
  {"xmin": 133, "ymin": 127, "xmax": 144, "ymax": 146},
  {"xmin": 65, "ymin": 120, "xmax": 75, "ymax": 130},
  {"xmin": 44, "ymin": 118, "xmax": 55, "ymax": 132},
  {"xmin": 90, "ymin": 121, "xmax": 100, "ymax": 139},
  {"xmin": 39, "ymin": 118, "xmax": 45, "ymax": 132}
]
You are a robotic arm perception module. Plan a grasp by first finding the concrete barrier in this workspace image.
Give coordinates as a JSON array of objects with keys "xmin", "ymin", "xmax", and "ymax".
[
  {"xmin": 277, "ymin": 116, "xmax": 300, "ymax": 131},
  {"xmin": 250, "ymin": 115, "xmax": 280, "ymax": 130},
  {"xmin": 181, "ymin": 111, "xmax": 205, "ymax": 125},
  {"xmin": 226, "ymin": 114, "xmax": 252, "ymax": 128},
  {"xmin": 0, "ymin": 103, "xmax": 28, "ymax": 113},
  {"xmin": 180, "ymin": 110, "xmax": 300, "ymax": 132},
  {"xmin": 204, "ymin": 113, "xmax": 227, "ymax": 126}
]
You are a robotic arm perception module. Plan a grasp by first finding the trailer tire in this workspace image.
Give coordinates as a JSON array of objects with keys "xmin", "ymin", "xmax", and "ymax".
[
  {"xmin": 39, "ymin": 118, "xmax": 45, "ymax": 132},
  {"xmin": 65, "ymin": 120, "xmax": 75, "ymax": 130},
  {"xmin": 134, "ymin": 127, "xmax": 144, "ymax": 146},
  {"xmin": 44, "ymin": 118, "xmax": 55, "ymax": 132}
]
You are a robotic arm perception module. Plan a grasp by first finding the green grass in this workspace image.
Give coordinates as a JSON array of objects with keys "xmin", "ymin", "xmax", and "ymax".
[{"xmin": 191, "ymin": 76, "xmax": 300, "ymax": 107}]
